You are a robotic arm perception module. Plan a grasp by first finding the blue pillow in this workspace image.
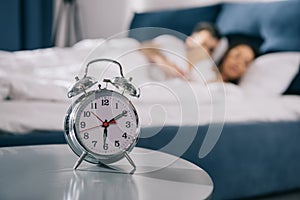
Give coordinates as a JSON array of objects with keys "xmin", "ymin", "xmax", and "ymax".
[
  {"xmin": 129, "ymin": 5, "xmax": 221, "ymax": 41},
  {"xmin": 216, "ymin": 0, "xmax": 300, "ymax": 53},
  {"xmin": 216, "ymin": 3, "xmax": 263, "ymax": 37},
  {"xmin": 259, "ymin": 0, "xmax": 300, "ymax": 53}
]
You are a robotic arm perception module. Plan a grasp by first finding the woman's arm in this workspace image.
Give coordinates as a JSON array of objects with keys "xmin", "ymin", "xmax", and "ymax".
[{"xmin": 139, "ymin": 41, "xmax": 186, "ymax": 78}]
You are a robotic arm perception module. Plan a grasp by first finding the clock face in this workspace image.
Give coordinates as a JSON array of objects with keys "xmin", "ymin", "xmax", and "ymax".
[{"xmin": 74, "ymin": 90, "xmax": 139, "ymax": 156}]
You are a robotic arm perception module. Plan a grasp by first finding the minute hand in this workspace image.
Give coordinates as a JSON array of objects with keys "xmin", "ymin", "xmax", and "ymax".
[{"xmin": 108, "ymin": 110, "xmax": 127, "ymax": 123}]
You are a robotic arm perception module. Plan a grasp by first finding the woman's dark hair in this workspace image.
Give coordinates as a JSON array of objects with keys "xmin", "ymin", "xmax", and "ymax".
[
  {"xmin": 217, "ymin": 45, "xmax": 242, "ymax": 84},
  {"xmin": 226, "ymin": 34, "xmax": 263, "ymax": 58},
  {"xmin": 192, "ymin": 22, "xmax": 221, "ymax": 40},
  {"xmin": 217, "ymin": 34, "xmax": 264, "ymax": 84}
]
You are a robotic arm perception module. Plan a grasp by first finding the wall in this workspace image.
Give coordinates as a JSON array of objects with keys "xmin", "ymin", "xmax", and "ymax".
[
  {"xmin": 53, "ymin": 0, "xmax": 132, "ymax": 46},
  {"xmin": 77, "ymin": 0, "xmax": 131, "ymax": 39}
]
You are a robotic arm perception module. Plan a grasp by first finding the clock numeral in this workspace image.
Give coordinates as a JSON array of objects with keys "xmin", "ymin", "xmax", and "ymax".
[
  {"xmin": 123, "ymin": 110, "xmax": 128, "ymax": 117},
  {"xmin": 115, "ymin": 140, "xmax": 120, "ymax": 147},
  {"xmin": 83, "ymin": 132, "xmax": 89, "ymax": 139},
  {"xmin": 102, "ymin": 99, "xmax": 109, "ymax": 106},
  {"xmin": 83, "ymin": 111, "xmax": 91, "ymax": 117},
  {"xmin": 92, "ymin": 140, "xmax": 97, "ymax": 147},
  {"xmin": 122, "ymin": 132, "xmax": 127, "ymax": 139},
  {"xmin": 125, "ymin": 121, "xmax": 131, "ymax": 128},
  {"xmin": 103, "ymin": 143, "xmax": 108, "ymax": 150},
  {"xmin": 91, "ymin": 102, "xmax": 97, "ymax": 109},
  {"xmin": 115, "ymin": 103, "xmax": 118, "ymax": 109},
  {"xmin": 80, "ymin": 121, "xmax": 86, "ymax": 128}
]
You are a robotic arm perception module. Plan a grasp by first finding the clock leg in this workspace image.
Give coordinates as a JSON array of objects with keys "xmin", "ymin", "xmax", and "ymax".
[
  {"xmin": 73, "ymin": 151, "xmax": 87, "ymax": 170},
  {"xmin": 124, "ymin": 152, "xmax": 136, "ymax": 173}
]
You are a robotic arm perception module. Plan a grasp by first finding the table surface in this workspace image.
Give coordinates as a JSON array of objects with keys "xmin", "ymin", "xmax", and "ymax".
[{"xmin": 0, "ymin": 145, "xmax": 213, "ymax": 200}]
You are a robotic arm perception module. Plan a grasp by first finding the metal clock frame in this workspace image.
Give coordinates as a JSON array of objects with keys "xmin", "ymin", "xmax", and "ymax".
[{"xmin": 64, "ymin": 58, "xmax": 140, "ymax": 170}]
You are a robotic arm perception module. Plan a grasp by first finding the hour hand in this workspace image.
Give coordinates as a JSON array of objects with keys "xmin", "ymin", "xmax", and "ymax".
[{"xmin": 103, "ymin": 127, "xmax": 108, "ymax": 148}]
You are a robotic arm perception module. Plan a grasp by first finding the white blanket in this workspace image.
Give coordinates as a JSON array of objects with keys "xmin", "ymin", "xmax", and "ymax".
[
  {"xmin": 0, "ymin": 37, "xmax": 299, "ymax": 134},
  {"xmin": 0, "ymin": 36, "xmax": 218, "ymax": 102},
  {"xmin": 1, "ymin": 94, "xmax": 300, "ymax": 134}
]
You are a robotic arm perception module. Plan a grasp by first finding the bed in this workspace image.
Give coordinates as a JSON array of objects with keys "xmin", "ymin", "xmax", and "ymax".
[{"xmin": 1, "ymin": 0, "xmax": 300, "ymax": 199}]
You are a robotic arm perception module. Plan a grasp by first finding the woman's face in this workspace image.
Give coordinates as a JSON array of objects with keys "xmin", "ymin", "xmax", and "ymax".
[{"xmin": 220, "ymin": 44, "xmax": 255, "ymax": 82}]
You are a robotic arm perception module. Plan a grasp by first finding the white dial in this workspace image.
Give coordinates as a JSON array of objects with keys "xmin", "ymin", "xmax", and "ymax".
[{"xmin": 74, "ymin": 90, "xmax": 139, "ymax": 156}]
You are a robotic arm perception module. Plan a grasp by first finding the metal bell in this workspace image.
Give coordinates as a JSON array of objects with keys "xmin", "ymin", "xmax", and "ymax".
[
  {"xmin": 104, "ymin": 77, "xmax": 140, "ymax": 98},
  {"xmin": 67, "ymin": 76, "xmax": 98, "ymax": 98}
]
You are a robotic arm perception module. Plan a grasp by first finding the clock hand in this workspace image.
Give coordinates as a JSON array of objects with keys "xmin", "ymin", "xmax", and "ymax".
[
  {"xmin": 108, "ymin": 110, "xmax": 127, "ymax": 124},
  {"xmin": 80, "ymin": 124, "xmax": 102, "ymax": 132},
  {"xmin": 91, "ymin": 111, "xmax": 104, "ymax": 123},
  {"xmin": 103, "ymin": 126, "xmax": 108, "ymax": 149},
  {"xmin": 92, "ymin": 112, "xmax": 112, "ymax": 128}
]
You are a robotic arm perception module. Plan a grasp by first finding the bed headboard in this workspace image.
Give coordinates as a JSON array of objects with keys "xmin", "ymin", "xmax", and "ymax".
[
  {"xmin": 128, "ymin": 0, "xmax": 300, "ymax": 54},
  {"xmin": 128, "ymin": 4, "xmax": 221, "ymax": 42},
  {"xmin": 130, "ymin": 0, "xmax": 281, "ymax": 13}
]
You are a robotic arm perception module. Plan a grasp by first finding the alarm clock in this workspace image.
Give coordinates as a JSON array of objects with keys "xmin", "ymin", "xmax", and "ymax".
[{"xmin": 64, "ymin": 58, "xmax": 140, "ymax": 170}]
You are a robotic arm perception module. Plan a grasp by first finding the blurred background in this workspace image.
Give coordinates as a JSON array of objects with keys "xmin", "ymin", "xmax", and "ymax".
[{"xmin": 0, "ymin": 0, "xmax": 132, "ymax": 50}]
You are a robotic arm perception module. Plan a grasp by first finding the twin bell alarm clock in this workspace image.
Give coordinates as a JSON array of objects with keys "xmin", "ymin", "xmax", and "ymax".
[{"xmin": 64, "ymin": 58, "xmax": 140, "ymax": 170}]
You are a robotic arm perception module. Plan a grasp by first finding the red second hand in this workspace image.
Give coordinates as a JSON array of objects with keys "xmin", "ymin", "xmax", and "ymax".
[
  {"xmin": 91, "ymin": 112, "xmax": 104, "ymax": 123},
  {"xmin": 80, "ymin": 124, "xmax": 103, "ymax": 133}
]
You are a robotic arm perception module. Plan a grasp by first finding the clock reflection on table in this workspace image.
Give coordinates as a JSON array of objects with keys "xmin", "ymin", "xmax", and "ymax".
[{"xmin": 64, "ymin": 169, "xmax": 138, "ymax": 200}]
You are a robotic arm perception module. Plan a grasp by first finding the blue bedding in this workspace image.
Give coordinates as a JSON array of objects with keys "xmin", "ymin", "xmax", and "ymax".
[
  {"xmin": 138, "ymin": 121, "xmax": 300, "ymax": 199},
  {"xmin": 0, "ymin": 130, "xmax": 65, "ymax": 147}
]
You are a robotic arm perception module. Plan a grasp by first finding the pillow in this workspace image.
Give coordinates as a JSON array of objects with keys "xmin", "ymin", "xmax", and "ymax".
[
  {"xmin": 239, "ymin": 52, "xmax": 300, "ymax": 96},
  {"xmin": 284, "ymin": 66, "xmax": 300, "ymax": 95},
  {"xmin": 128, "ymin": 5, "xmax": 221, "ymax": 41},
  {"xmin": 216, "ymin": 3, "xmax": 262, "ymax": 37},
  {"xmin": 216, "ymin": 1, "xmax": 300, "ymax": 53},
  {"xmin": 259, "ymin": 0, "xmax": 300, "ymax": 53}
]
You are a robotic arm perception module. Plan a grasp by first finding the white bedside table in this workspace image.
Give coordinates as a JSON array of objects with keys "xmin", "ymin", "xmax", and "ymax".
[{"xmin": 0, "ymin": 145, "xmax": 213, "ymax": 200}]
